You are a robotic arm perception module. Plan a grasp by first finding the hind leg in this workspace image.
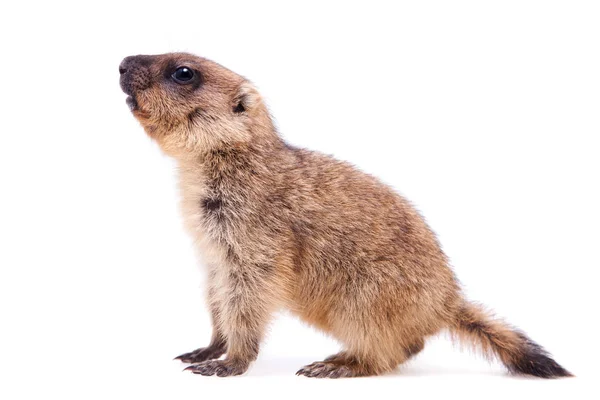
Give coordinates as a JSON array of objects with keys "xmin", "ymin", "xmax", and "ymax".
[
  {"xmin": 297, "ymin": 339, "xmax": 425, "ymax": 379},
  {"xmin": 323, "ymin": 351, "xmax": 348, "ymax": 363},
  {"xmin": 296, "ymin": 352, "xmax": 374, "ymax": 378},
  {"xmin": 296, "ymin": 351, "xmax": 396, "ymax": 378},
  {"xmin": 405, "ymin": 338, "xmax": 425, "ymax": 360},
  {"xmin": 296, "ymin": 352, "xmax": 393, "ymax": 378}
]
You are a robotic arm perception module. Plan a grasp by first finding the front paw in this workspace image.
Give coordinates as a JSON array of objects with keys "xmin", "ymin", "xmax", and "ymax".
[
  {"xmin": 185, "ymin": 359, "xmax": 249, "ymax": 377},
  {"xmin": 174, "ymin": 346, "xmax": 225, "ymax": 364}
]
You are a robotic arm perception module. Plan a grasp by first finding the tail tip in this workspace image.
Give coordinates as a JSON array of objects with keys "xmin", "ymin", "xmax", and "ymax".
[{"xmin": 509, "ymin": 349, "xmax": 573, "ymax": 378}]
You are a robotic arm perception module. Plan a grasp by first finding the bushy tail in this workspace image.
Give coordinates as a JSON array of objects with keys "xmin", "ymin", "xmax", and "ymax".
[{"xmin": 450, "ymin": 300, "xmax": 572, "ymax": 378}]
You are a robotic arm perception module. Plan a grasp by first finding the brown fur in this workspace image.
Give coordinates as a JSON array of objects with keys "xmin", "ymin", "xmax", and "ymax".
[{"xmin": 119, "ymin": 53, "xmax": 571, "ymax": 378}]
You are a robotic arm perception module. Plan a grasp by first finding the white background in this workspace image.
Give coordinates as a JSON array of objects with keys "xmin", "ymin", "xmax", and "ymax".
[{"xmin": 0, "ymin": 1, "xmax": 598, "ymax": 399}]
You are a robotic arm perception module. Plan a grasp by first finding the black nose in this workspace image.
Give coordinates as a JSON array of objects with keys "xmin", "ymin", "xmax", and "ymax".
[
  {"xmin": 119, "ymin": 56, "xmax": 136, "ymax": 75},
  {"xmin": 119, "ymin": 55, "xmax": 154, "ymax": 96},
  {"xmin": 120, "ymin": 55, "xmax": 152, "ymax": 72}
]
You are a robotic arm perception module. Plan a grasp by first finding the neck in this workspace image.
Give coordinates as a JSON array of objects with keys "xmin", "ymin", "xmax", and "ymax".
[{"xmin": 177, "ymin": 131, "xmax": 287, "ymax": 173}]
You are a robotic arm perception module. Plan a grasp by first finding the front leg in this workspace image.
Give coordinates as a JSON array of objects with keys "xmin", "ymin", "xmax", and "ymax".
[
  {"xmin": 175, "ymin": 281, "xmax": 227, "ymax": 363},
  {"xmin": 185, "ymin": 262, "xmax": 274, "ymax": 377}
]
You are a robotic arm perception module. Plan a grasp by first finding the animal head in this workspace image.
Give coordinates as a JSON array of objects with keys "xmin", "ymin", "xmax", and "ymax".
[{"xmin": 119, "ymin": 53, "xmax": 273, "ymax": 158}]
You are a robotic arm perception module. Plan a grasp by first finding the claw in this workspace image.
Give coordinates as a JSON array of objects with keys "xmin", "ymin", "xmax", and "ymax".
[
  {"xmin": 174, "ymin": 346, "xmax": 226, "ymax": 364},
  {"xmin": 174, "ymin": 351, "xmax": 194, "ymax": 362}
]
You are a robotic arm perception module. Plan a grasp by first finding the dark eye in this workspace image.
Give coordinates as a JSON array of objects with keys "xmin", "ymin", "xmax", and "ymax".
[{"xmin": 172, "ymin": 67, "xmax": 195, "ymax": 83}]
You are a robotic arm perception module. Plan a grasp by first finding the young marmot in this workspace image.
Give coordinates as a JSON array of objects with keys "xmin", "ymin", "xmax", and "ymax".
[{"xmin": 119, "ymin": 52, "xmax": 571, "ymax": 379}]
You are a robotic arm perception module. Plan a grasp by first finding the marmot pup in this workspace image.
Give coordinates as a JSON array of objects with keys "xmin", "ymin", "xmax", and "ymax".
[{"xmin": 119, "ymin": 52, "xmax": 571, "ymax": 379}]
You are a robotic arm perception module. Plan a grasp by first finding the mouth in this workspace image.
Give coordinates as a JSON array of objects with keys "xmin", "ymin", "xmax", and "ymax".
[{"xmin": 126, "ymin": 95, "xmax": 138, "ymax": 112}]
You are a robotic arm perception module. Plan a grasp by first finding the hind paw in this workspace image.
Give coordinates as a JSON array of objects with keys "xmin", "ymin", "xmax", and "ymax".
[{"xmin": 296, "ymin": 361, "xmax": 355, "ymax": 378}]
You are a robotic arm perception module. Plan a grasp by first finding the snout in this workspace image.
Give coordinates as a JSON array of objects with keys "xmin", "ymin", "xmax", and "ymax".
[{"xmin": 119, "ymin": 55, "xmax": 154, "ymax": 111}]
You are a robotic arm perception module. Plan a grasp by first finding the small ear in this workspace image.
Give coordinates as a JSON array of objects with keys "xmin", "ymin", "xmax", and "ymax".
[{"xmin": 233, "ymin": 82, "xmax": 261, "ymax": 114}]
